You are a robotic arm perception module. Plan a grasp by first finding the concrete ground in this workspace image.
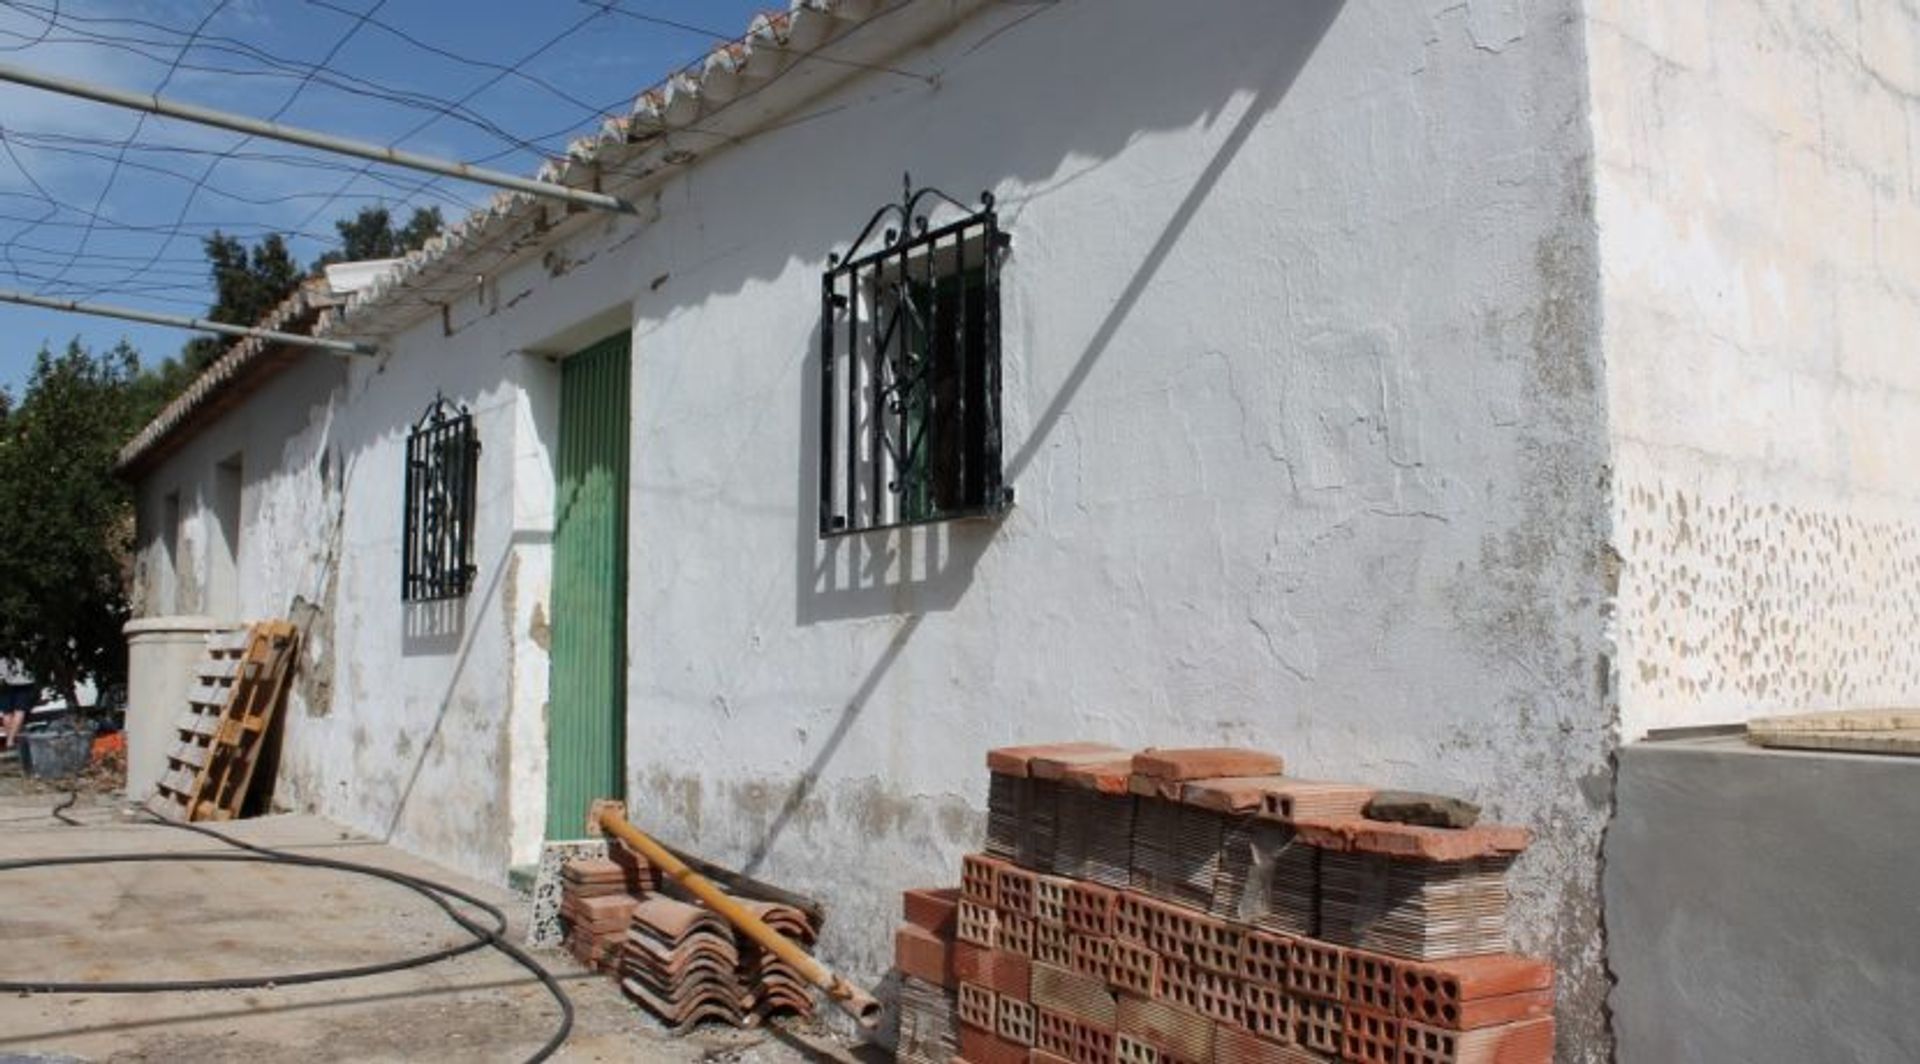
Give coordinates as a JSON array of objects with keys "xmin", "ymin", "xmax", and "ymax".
[{"xmin": 0, "ymin": 774, "xmax": 870, "ymax": 1063}]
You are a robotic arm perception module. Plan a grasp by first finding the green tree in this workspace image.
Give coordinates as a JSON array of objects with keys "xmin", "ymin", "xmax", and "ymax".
[
  {"xmin": 133, "ymin": 205, "xmax": 445, "ymax": 417},
  {"xmin": 312, "ymin": 205, "xmax": 443, "ymax": 269},
  {"xmin": 179, "ymin": 231, "xmax": 303, "ymax": 374},
  {"xmin": 0, "ymin": 340, "xmax": 147, "ymax": 719}
]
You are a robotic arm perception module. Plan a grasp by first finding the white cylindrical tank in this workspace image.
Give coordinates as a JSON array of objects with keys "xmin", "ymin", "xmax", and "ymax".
[{"xmin": 123, "ymin": 616, "xmax": 228, "ymax": 800}]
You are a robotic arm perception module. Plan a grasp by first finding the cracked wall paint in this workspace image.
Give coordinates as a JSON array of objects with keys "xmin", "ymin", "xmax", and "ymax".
[
  {"xmin": 131, "ymin": 3, "xmax": 1628, "ymax": 1059},
  {"xmin": 620, "ymin": 3, "xmax": 1615, "ymax": 1060}
]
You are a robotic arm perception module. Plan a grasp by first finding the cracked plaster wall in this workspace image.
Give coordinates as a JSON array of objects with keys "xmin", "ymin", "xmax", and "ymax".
[
  {"xmin": 129, "ymin": 329, "xmax": 561, "ymax": 884},
  {"xmin": 615, "ymin": 2, "xmax": 1615, "ymax": 1058},
  {"xmin": 1588, "ymin": 0, "xmax": 1920, "ymax": 737}
]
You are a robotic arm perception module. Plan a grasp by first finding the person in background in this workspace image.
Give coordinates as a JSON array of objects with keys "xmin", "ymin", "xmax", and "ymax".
[{"xmin": 0, "ymin": 662, "xmax": 36, "ymax": 753}]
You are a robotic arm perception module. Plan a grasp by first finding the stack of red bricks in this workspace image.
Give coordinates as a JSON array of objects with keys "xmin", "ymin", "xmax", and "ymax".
[
  {"xmin": 896, "ymin": 888, "xmax": 965, "ymax": 1063},
  {"xmin": 892, "ymin": 744, "xmax": 1555, "ymax": 1064},
  {"xmin": 559, "ymin": 851, "xmax": 657, "ymax": 973}
]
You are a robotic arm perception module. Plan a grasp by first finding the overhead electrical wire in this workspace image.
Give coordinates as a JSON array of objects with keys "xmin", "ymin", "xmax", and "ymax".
[
  {"xmin": 24, "ymin": 0, "xmax": 233, "ymax": 295},
  {"xmin": 0, "ymin": 0, "xmax": 939, "ymax": 321}
]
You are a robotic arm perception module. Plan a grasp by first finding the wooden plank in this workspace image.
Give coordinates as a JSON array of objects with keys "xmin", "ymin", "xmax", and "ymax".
[
  {"xmin": 1746, "ymin": 728, "xmax": 1920, "ymax": 757},
  {"xmin": 148, "ymin": 619, "xmax": 299, "ymax": 823},
  {"xmin": 1748, "ymin": 709, "xmax": 1920, "ymax": 734}
]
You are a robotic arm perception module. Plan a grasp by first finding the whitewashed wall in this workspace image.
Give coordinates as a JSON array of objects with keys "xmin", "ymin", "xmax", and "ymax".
[
  {"xmin": 131, "ymin": 327, "xmax": 564, "ymax": 881},
  {"xmin": 613, "ymin": 2, "xmax": 1614, "ymax": 1057},
  {"xmin": 1591, "ymin": 2, "xmax": 1920, "ymax": 739},
  {"xmin": 135, "ymin": 1, "xmax": 1621, "ymax": 1057}
]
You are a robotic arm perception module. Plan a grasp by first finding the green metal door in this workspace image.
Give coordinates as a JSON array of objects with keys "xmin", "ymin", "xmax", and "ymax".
[{"xmin": 546, "ymin": 332, "xmax": 631, "ymax": 838}]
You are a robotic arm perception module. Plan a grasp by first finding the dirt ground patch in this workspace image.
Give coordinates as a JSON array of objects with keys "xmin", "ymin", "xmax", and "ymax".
[{"xmin": 0, "ymin": 779, "xmax": 873, "ymax": 1063}]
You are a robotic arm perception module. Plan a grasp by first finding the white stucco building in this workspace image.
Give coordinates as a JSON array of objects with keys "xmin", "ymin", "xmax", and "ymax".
[{"xmin": 116, "ymin": 3, "xmax": 1920, "ymax": 1061}]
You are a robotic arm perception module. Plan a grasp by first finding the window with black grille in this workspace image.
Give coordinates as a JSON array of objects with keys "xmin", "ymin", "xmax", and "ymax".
[
  {"xmin": 402, "ymin": 396, "xmax": 479, "ymax": 601},
  {"xmin": 819, "ymin": 177, "xmax": 1013, "ymax": 537}
]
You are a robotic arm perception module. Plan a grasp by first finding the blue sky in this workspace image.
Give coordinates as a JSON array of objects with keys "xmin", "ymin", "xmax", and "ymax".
[{"xmin": 0, "ymin": 0, "xmax": 769, "ymax": 393}]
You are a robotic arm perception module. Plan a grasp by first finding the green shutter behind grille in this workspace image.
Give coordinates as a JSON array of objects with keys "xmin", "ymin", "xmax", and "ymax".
[{"xmin": 546, "ymin": 331, "xmax": 631, "ymax": 838}]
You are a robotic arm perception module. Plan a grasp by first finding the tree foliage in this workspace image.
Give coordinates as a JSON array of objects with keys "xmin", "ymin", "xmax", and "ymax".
[
  {"xmin": 137, "ymin": 205, "xmax": 446, "ymax": 418},
  {"xmin": 0, "ymin": 341, "xmax": 148, "ymax": 714},
  {"xmin": 312, "ymin": 206, "xmax": 443, "ymax": 269},
  {"xmin": 0, "ymin": 205, "xmax": 450, "ymax": 709},
  {"xmin": 178, "ymin": 231, "xmax": 304, "ymax": 375}
]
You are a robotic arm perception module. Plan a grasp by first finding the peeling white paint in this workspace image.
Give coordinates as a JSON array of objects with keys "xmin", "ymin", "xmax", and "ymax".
[{"xmin": 129, "ymin": 2, "xmax": 1623, "ymax": 1058}]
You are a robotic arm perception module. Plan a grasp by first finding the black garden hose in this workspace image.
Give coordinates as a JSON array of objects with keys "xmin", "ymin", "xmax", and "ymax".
[{"xmin": 1, "ymin": 798, "xmax": 574, "ymax": 1063}]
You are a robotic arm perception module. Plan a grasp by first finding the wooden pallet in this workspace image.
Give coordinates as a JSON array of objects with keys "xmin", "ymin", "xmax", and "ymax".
[{"xmin": 150, "ymin": 620, "xmax": 299, "ymax": 822}]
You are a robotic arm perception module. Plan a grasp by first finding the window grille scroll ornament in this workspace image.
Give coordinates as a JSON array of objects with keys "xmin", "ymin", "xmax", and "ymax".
[
  {"xmin": 819, "ymin": 173, "xmax": 1012, "ymax": 537},
  {"xmin": 402, "ymin": 393, "xmax": 480, "ymax": 601}
]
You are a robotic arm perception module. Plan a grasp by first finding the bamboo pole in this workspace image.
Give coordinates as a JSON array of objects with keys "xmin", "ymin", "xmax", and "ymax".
[{"xmin": 592, "ymin": 801, "xmax": 881, "ymax": 1028}]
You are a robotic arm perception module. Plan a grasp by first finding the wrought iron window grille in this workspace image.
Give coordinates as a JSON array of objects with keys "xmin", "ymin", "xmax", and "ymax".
[
  {"xmin": 402, "ymin": 394, "xmax": 480, "ymax": 602},
  {"xmin": 819, "ymin": 174, "xmax": 1014, "ymax": 537}
]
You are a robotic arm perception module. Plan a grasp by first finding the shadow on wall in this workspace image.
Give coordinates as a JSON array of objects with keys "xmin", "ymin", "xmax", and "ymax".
[
  {"xmin": 402, "ymin": 597, "xmax": 466, "ymax": 655},
  {"xmin": 778, "ymin": 0, "xmax": 1347, "ymax": 629},
  {"xmin": 724, "ymin": 0, "xmax": 1345, "ymax": 863},
  {"xmin": 379, "ymin": 528, "xmax": 551, "ymax": 851}
]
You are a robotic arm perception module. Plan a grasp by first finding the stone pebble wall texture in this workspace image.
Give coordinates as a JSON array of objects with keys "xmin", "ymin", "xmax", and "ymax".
[{"xmin": 1615, "ymin": 477, "xmax": 1920, "ymax": 727}]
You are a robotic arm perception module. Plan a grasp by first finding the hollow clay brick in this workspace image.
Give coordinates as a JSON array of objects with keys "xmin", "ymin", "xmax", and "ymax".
[
  {"xmin": 957, "ymin": 1020, "xmax": 1029, "ymax": 1064},
  {"xmin": 1287, "ymin": 938, "xmax": 1344, "ymax": 1002},
  {"xmin": 1294, "ymin": 997, "xmax": 1344, "ymax": 1057},
  {"xmin": 997, "ymin": 996, "xmax": 1038, "ymax": 1047},
  {"xmin": 954, "ymin": 944, "xmax": 1032, "ymax": 1000},
  {"xmin": 1064, "ymin": 880, "xmax": 1117, "ymax": 937},
  {"xmin": 1157, "ymin": 957, "xmax": 1246, "ymax": 1028},
  {"xmin": 1343, "ymin": 1008, "xmax": 1400, "ymax": 1064},
  {"xmin": 1032, "ymin": 962, "xmax": 1119, "ymax": 1029},
  {"xmin": 989, "ymin": 742, "xmax": 1127, "ymax": 778},
  {"xmin": 1055, "ymin": 755, "xmax": 1138, "ymax": 794},
  {"xmin": 963, "ymin": 853, "xmax": 1006, "ymax": 907},
  {"xmin": 1034, "ymin": 874, "xmax": 1072, "ymax": 927},
  {"xmin": 1212, "ymin": 1024, "xmax": 1304, "ymax": 1064},
  {"xmin": 1116, "ymin": 1032, "xmax": 1163, "ymax": 1064},
  {"xmin": 1255, "ymin": 778, "xmax": 1377, "ymax": 823},
  {"xmin": 958, "ymin": 983, "xmax": 999, "ymax": 1030},
  {"xmin": 998, "ymin": 913, "xmax": 1038, "ymax": 959},
  {"xmin": 1116, "ymin": 994, "xmax": 1215, "ymax": 1063},
  {"xmin": 1344, "ymin": 950, "xmax": 1400, "ymax": 1015},
  {"xmin": 1109, "ymin": 937, "xmax": 1161, "ymax": 998},
  {"xmin": 903, "ymin": 887, "xmax": 961, "ymax": 937},
  {"xmin": 958, "ymin": 900, "xmax": 1001, "ymax": 948},
  {"xmin": 998, "ymin": 864, "xmax": 1040, "ymax": 918},
  {"xmin": 1400, "ymin": 1016, "xmax": 1555, "ymax": 1064},
  {"xmin": 1292, "ymin": 817, "xmax": 1529, "ymax": 862},
  {"xmin": 1240, "ymin": 929, "xmax": 1293, "ymax": 986},
  {"xmin": 1034, "ymin": 922, "xmax": 1075, "ymax": 968},
  {"xmin": 1176, "ymin": 776, "xmax": 1294, "ymax": 814},
  {"xmin": 1243, "ymin": 978, "xmax": 1292, "ymax": 1044},
  {"xmin": 1396, "ymin": 953, "xmax": 1552, "ymax": 1003},
  {"xmin": 1037, "ymin": 1007, "xmax": 1118, "ymax": 1064},
  {"xmin": 1132, "ymin": 748, "xmax": 1285, "ymax": 783},
  {"xmin": 895, "ymin": 925, "xmax": 954, "ymax": 987},
  {"xmin": 1070, "ymin": 933, "xmax": 1114, "ymax": 982},
  {"xmin": 1030, "ymin": 745, "xmax": 1134, "ymax": 781}
]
